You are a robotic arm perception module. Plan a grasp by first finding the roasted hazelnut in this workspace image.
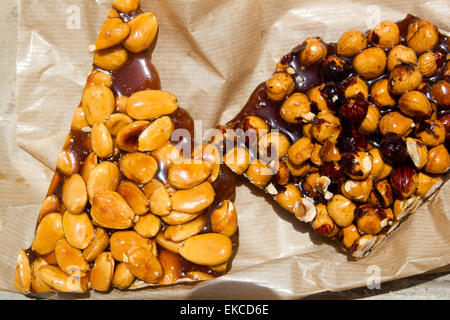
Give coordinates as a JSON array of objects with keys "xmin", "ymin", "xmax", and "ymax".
[
  {"xmin": 416, "ymin": 172, "xmax": 443, "ymax": 198},
  {"xmin": 340, "ymin": 151, "xmax": 372, "ymax": 180},
  {"xmin": 393, "ymin": 196, "xmax": 421, "ymax": 220},
  {"xmin": 308, "ymin": 82, "xmax": 343, "ymax": 113},
  {"xmin": 312, "ymin": 203, "xmax": 339, "ymax": 237},
  {"xmin": 303, "ymin": 173, "xmax": 332, "ymax": 200},
  {"xmin": 339, "ymin": 224, "xmax": 360, "ymax": 249},
  {"xmin": 444, "ymin": 62, "xmax": 450, "ymax": 82},
  {"xmin": 337, "ymin": 126, "xmax": 367, "ymax": 152},
  {"xmin": 287, "ymin": 137, "xmax": 314, "ymax": 165},
  {"xmin": 415, "ymin": 119, "xmax": 446, "ymax": 147},
  {"xmin": 310, "ymin": 143, "xmax": 323, "ymax": 167},
  {"xmin": 370, "ymin": 79, "xmax": 396, "ymax": 108},
  {"xmin": 241, "ymin": 116, "xmax": 269, "ymax": 138},
  {"xmin": 356, "ymin": 205, "xmax": 388, "ymax": 235},
  {"xmin": 373, "ymin": 179, "xmax": 394, "ymax": 208},
  {"xmin": 294, "ymin": 197, "xmax": 317, "ymax": 222},
  {"xmin": 266, "ymin": 72, "xmax": 294, "ymax": 101},
  {"xmin": 310, "ymin": 111, "xmax": 342, "ymax": 144},
  {"xmin": 368, "ymin": 20, "xmax": 400, "ymax": 49},
  {"xmin": 319, "ymin": 141, "xmax": 341, "ymax": 162},
  {"xmin": 258, "ymin": 132, "xmax": 291, "ymax": 160},
  {"xmin": 438, "ymin": 114, "xmax": 450, "ymax": 140},
  {"xmin": 302, "ymin": 123, "xmax": 313, "ymax": 139},
  {"xmin": 350, "ymin": 234, "xmax": 377, "ymax": 258},
  {"xmin": 337, "ymin": 30, "xmax": 367, "ymax": 57},
  {"xmin": 387, "ymin": 45, "xmax": 417, "ymax": 72},
  {"xmin": 245, "ymin": 160, "xmax": 274, "ymax": 189},
  {"xmin": 285, "ymin": 158, "xmax": 316, "ymax": 178},
  {"xmin": 343, "ymin": 76, "xmax": 369, "ymax": 99},
  {"xmin": 399, "ymin": 91, "xmax": 432, "ymax": 118},
  {"xmin": 320, "ymin": 161, "xmax": 345, "ymax": 184},
  {"xmin": 300, "ymin": 37, "xmax": 328, "ymax": 66},
  {"xmin": 353, "ymin": 48, "xmax": 387, "ymax": 79},
  {"xmin": 369, "ymin": 148, "xmax": 389, "ymax": 181},
  {"xmin": 379, "ymin": 132, "xmax": 409, "ymax": 166},
  {"xmin": 430, "ymin": 80, "xmax": 450, "ymax": 108},
  {"xmin": 327, "ymin": 194, "xmax": 356, "ymax": 227},
  {"xmin": 406, "ymin": 20, "xmax": 439, "ymax": 53},
  {"xmin": 341, "ymin": 177, "xmax": 373, "ymax": 203},
  {"xmin": 321, "ymin": 55, "xmax": 352, "ymax": 83},
  {"xmin": 379, "ymin": 111, "xmax": 414, "ymax": 137},
  {"xmin": 389, "ymin": 165, "xmax": 418, "ymax": 199},
  {"xmin": 388, "ymin": 63, "xmax": 423, "ymax": 95},
  {"xmin": 274, "ymin": 184, "xmax": 302, "ymax": 213},
  {"xmin": 275, "ymin": 161, "xmax": 290, "ymax": 186},
  {"xmin": 406, "ymin": 137, "xmax": 428, "ymax": 169},
  {"xmin": 280, "ymin": 93, "xmax": 314, "ymax": 124},
  {"xmin": 338, "ymin": 96, "xmax": 368, "ymax": 126},
  {"xmin": 424, "ymin": 144, "xmax": 450, "ymax": 174},
  {"xmin": 359, "ymin": 104, "xmax": 381, "ymax": 134},
  {"xmin": 418, "ymin": 50, "xmax": 445, "ymax": 77}
]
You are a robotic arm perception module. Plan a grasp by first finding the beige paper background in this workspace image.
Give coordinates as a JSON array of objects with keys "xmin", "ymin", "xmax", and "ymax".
[{"xmin": 0, "ymin": 0, "xmax": 449, "ymax": 299}]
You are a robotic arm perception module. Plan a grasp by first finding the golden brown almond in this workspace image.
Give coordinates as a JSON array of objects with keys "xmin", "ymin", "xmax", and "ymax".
[
  {"xmin": 14, "ymin": 249, "xmax": 31, "ymax": 294},
  {"xmin": 56, "ymin": 150, "xmax": 79, "ymax": 176},
  {"xmin": 179, "ymin": 233, "xmax": 232, "ymax": 266},
  {"xmin": 171, "ymin": 182, "xmax": 215, "ymax": 214},
  {"xmin": 87, "ymin": 69, "xmax": 113, "ymax": 87},
  {"xmin": 93, "ymin": 46, "xmax": 128, "ymax": 71},
  {"xmin": 86, "ymin": 161, "xmax": 121, "ymax": 204},
  {"xmin": 149, "ymin": 184, "xmax": 172, "ymax": 216},
  {"xmin": 116, "ymin": 120, "xmax": 150, "ymax": 152},
  {"xmin": 91, "ymin": 191, "xmax": 135, "ymax": 229},
  {"xmin": 71, "ymin": 107, "xmax": 89, "ymax": 131},
  {"xmin": 155, "ymin": 231, "xmax": 182, "ymax": 253},
  {"xmin": 115, "ymin": 95, "xmax": 128, "ymax": 113},
  {"xmin": 63, "ymin": 211, "xmax": 94, "ymax": 250},
  {"xmin": 112, "ymin": 0, "xmax": 139, "ymax": 13},
  {"xmin": 81, "ymin": 85, "xmax": 115, "ymax": 125},
  {"xmin": 186, "ymin": 271, "xmax": 215, "ymax": 281},
  {"xmin": 37, "ymin": 195, "xmax": 60, "ymax": 224},
  {"xmin": 164, "ymin": 215, "xmax": 207, "ymax": 242},
  {"xmin": 54, "ymin": 239, "xmax": 90, "ymax": 276},
  {"xmin": 83, "ymin": 228, "xmax": 109, "ymax": 262},
  {"xmin": 37, "ymin": 265, "xmax": 87, "ymax": 293},
  {"xmin": 168, "ymin": 161, "xmax": 212, "ymax": 189},
  {"xmin": 138, "ymin": 116, "xmax": 174, "ymax": 151},
  {"xmin": 162, "ymin": 211, "xmax": 201, "ymax": 225},
  {"xmin": 94, "ymin": 18, "xmax": 130, "ymax": 51},
  {"xmin": 105, "ymin": 113, "xmax": 133, "ymax": 136},
  {"xmin": 158, "ymin": 250, "xmax": 182, "ymax": 285},
  {"xmin": 117, "ymin": 181, "xmax": 149, "ymax": 215},
  {"xmin": 62, "ymin": 174, "xmax": 87, "ymax": 214},
  {"xmin": 42, "ymin": 251, "xmax": 58, "ymax": 265},
  {"xmin": 258, "ymin": 132, "xmax": 290, "ymax": 160},
  {"xmin": 151, "ymin": 142, "xmax": 183, "ymax": 169},
  {"xmin": 119, "ymin": 152, "xmax": 158, "ymax": 184},
  {"xmin": 112, "ymin": 262, "xmax": 135, "ymax": 289},
  {"xmin": 133, "ymin": 213, "xmax": 161, "ymax": 238},
  {"xmin": 210, "ymin": 200, "xmax": 238, "ymax": 237},
  {"xmin": 32, "ymin": 213, "xmax": 64, "ymax": 255},
  {"xmin": 90, "ymin": 252, "xmax": 115, "ymax": 292},
  {"xmin": 31, "ymin": 258, "xmax": 52, "ymax": 293},
  {"xmin": 224, "ymin": 147, "xmax": 250, "ymax": 174},
  {"xmin": 91, "ymin": 122, "xmax": 114, "ymax": 158},
  {"xmin": 127, "ymin": 90, "xmax": 178, "ymax": 120},
  {"xmin": 80, "ymin": 152, "xmax": 98, "ymax": 183},
  {"xmin": 124, "ymin": 247, "xmax": 163, "ymax": 284},
  {"xmin": 110, "ymin": 230, "xmax": 153, "ymax": 262},
  {"xmin": 124, "ymin": 13, "xmax": 158, "ymax": 53}
]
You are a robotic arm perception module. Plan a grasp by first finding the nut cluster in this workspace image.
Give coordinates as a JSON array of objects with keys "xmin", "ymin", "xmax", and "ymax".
[
  {"xmin": 221, "ymin": 15, "xmax": 449, "ymax": 259},
  {"xmin": 15, "ymin": 0, "xmax": 237, "ymax": 295}
]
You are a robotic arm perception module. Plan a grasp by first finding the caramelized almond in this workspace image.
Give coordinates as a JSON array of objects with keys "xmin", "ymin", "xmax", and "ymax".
[{"xmin": 91, "ymin": 191, "xmax": 135, "ymax": 229}]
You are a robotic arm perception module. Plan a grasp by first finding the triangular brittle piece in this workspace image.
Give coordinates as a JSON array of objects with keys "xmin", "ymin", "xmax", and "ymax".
[
  {"xmin": 216, "ymin": 14, "xmax": 449, "ymax": 259},
  {"xmin": 14, "ymin": 0, "xmax": 238, "ymax": 295}
]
